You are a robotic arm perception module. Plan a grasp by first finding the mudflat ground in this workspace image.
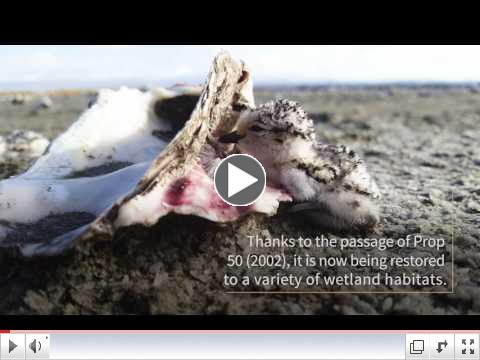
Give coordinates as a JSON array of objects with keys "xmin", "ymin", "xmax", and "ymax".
[{"xmin": 0, "ymin": 86, "xmax": 479, "ymax": 314}]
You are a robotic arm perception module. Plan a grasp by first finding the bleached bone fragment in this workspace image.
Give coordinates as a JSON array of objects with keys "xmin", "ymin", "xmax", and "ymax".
[{"xmin": 0, "ymin": 53, "xmax": 291, "ymax": 257}]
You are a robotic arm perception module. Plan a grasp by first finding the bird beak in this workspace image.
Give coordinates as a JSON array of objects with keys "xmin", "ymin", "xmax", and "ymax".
[{"xmin": 218, "ymin": 131, "xmax": 245, "ymax": 144}]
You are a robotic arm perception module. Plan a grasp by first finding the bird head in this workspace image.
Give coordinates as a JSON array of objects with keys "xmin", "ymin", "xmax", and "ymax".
[{"xmin": 219, "ymin": 99, "xmax": 316, "ymax": 145}]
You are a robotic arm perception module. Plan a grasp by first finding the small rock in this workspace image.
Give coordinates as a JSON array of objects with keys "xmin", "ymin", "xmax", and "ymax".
[
  {"xmin": 153, "ymin": 272, "xmax": 168, "ymax": 287},
  {"xmin": 466, "ymin": 200, "xmax": 480, "ymax": 214},
  {"xmin": 422, "ymin": 114, "xmax": 437, "ymax": 124},
  {"xmin": 405, "ymin": 222, "xmax": 421, "ymax": 233},
  {"xmin": 420, "ymin": 160, "xmax": 446, "ymax": 169},
  {"xmin": 1, "ymin": 130, "xmax": 49, "ymax": 160},
  {"xmin": 462, "ymin": 130, "xmax": 477, "ymax": 140},
  {"xmin": 364, "ymin": 149, "xmax": 388, "ymax": 158},
  {"xmin": 11, "ymin": 93, "xmax": 32, "ymax": 105},
  {"xmin": 189, "ymin": 269, "xmax": 208, "ymax": 284},
  {"xmin": 352, "ymin": 298, "xmax": 377, "ymax": 314},
  {"xmin": 382, "ymin": 297, "xmax": 393, "ymax": 313},
  {"xmin": 24, "ymin": 290, "xmax": 54, "ymax": 313},
  {"xmin": 418, "ymin": 192, "xmax": 436, "ymax": 206},
  {"xmin": 456, "ymin": 236, "xmax": 477, "ymax": 247},
  {"xmin": 33, "ymin": 96, "xmax": 53, "ymax": 111},
  {"xmin": 310, "ymin": 112, "xmax": 332, "ymax": 123},
  {"xmin": 431, "ymin": 152, "xmax": 450, "ymax": 158}
]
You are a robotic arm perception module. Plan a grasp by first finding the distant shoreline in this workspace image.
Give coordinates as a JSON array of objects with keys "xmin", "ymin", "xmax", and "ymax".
[
  {"xmin": 2, "ymin": 82, "xmax": 480, "ymax": 95},
  {"xmin": 0, "ymin": 89, "xmax": 95, "ymax": 96}
]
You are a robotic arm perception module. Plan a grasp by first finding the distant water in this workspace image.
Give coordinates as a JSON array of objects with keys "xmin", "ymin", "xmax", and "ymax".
[
  {"xmin": 255, "ymin": 82, "xmax": 480, "ymax": 92},
  {"xmin": 2, "ymin": 80, "xmax": 480, "ymax": 92}
]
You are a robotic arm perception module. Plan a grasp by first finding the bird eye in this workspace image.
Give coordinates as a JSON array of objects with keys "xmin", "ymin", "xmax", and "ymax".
[{"xmin": 249, "ymin": 125, "xmax": 265, "ymax": 132}]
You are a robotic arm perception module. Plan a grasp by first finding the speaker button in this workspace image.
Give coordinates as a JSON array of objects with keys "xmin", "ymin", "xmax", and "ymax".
[{"xmin": 25, "ymin": 334, "xmax": 50, "ymax": 359}]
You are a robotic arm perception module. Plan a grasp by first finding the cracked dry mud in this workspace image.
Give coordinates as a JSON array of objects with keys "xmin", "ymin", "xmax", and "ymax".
[{"xmin": 0, "ymin": 86, "xmax": 479, "ymax": 314}]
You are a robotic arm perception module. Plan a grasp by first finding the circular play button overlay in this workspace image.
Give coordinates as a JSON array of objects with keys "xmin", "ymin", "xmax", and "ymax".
[{"xmin": 214, "ymin": 154, "xmax": 266, "ymax": 206}]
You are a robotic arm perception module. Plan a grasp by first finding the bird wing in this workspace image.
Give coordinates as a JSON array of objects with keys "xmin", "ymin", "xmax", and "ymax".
[
  {"xmin": 288, "ymin": 201, "xmax": 332, "ymax": 213},
  {"xmin": 290, "ymin": 142, "xmax": 380, "ymax": 199}
]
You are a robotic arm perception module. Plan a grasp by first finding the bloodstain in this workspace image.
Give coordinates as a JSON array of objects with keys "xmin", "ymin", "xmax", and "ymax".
[
  {"xmin": 209, "ymin": 194, "xmax": 232, "ymax": 211},
  {"xmin": 165, "ymin": 177, "xmax": 191, "ymax": 206}
]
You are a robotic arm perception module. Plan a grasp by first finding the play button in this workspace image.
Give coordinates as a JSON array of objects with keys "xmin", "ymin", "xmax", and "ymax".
[
  {"xmin": 214, "ymin": 154, "xmax": 266, "ymax": 206},
  {"xmin": 227, "ymin": 163, "xmax": 258, "ymax": 197},
  {"xmin": 1, "ymin": 334, "xmax": 25, "ymax": 359},
  {"xmin": 9, "ymin": 340, "xmax": 17, "ymax": 353}
]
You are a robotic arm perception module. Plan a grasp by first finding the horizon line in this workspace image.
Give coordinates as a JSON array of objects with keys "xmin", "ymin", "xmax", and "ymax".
[{"xmin": 2, "ymin": 80, "xmax": 480, "ymax": 93}]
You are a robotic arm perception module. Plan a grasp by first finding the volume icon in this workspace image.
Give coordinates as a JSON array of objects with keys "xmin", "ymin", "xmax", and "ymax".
[{"xmin": 29, "ymin": 339, "xmax": 42, "ymax": 354}]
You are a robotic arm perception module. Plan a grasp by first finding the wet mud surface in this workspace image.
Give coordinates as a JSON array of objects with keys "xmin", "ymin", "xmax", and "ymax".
[{"xmin": 0, "ymin": 87, "xmax": 479, "ymax": 314}]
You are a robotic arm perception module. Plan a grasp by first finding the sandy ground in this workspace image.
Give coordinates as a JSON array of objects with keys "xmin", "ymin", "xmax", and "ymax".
[{"xmin": 0, "ymin": 87, "xmax": 479, "ymax": 314}]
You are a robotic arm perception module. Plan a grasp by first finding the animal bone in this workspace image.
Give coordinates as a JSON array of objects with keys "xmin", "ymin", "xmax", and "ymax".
[{"xmin": 0, "ymin": 52, "xmax": 290, "ymax": 257}]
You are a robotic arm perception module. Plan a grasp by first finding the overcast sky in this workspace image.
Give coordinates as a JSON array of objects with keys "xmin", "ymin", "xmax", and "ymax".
[{"xmin": 1, "ymin": 45, "xmax": 480, "ymax": 90}]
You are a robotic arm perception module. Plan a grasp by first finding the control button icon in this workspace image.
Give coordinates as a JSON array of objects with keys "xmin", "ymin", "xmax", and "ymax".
[
  {"xmin": 410, "ymin": 340, "xmax": 425, "ymax": 354},
  {"xmin": 1, "ymin": 334, "xmax": 26, "ymax": 359},
  {"xmin": 29, "ymin": 338, "xmax": 40, "ymax": 353},
  {"xmin": 9, "ymin": 340, "xmax": 18, "ymax": 353},
  {"xmin": 25, "ymin": 334, "xmax": 50, "ymax": 359},
  {"xmin": 436, "ymin": 340, "xmax": 447, "ymax": 353},
  {"xmin": 214, "ymin": 154, "xmax": 266, "ymax": 206},
  {"xmin": 456, "ymin": 334, "xmax": 479, "ymax": 359},
  {"xmin": 406, "ymin": 334, "xmax": 429, "ymax": 359},
  {"xmin": 430, "ymin": 334, "xmax": 454, "ymax": 359}
]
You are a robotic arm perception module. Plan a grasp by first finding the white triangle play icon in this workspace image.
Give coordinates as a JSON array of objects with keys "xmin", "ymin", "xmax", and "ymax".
[{"xmin": 227, "ymin": 163, "xmax": 258, "ymax": 198}]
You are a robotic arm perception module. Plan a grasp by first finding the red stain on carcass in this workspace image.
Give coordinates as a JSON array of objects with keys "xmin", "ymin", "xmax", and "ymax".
[
  {"xmin": 165, "ymin": 177, "xmax": 191, "ymax": 206},
  {"xmin": 209, "ymin": 193, "xmax": 232, "ymax": 210}
]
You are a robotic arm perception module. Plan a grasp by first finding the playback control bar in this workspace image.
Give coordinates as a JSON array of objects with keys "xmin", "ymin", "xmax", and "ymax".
[
  {"xmin": 0, "ymin": 334, "xmax": 50, "ymax": 359},
  {"xmin": 1, "ymin": 331, "xmax": 480, "ymax": 360}
]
